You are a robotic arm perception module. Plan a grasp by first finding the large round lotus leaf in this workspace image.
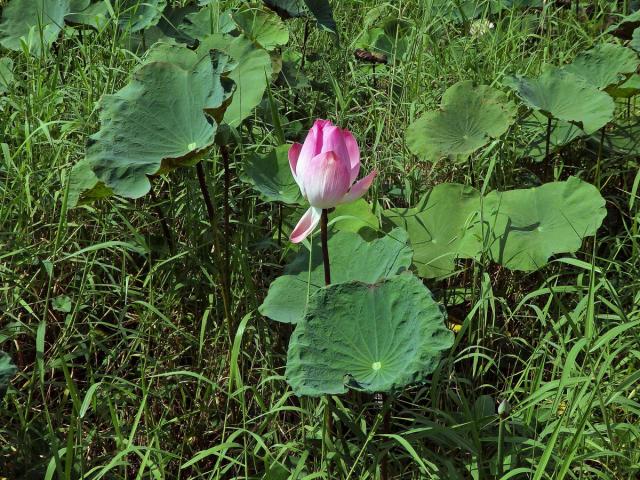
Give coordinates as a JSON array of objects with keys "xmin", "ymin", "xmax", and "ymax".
[
  {"xmin": 286, "ymin": 275, "xmax": 454, "ymax": 396},
  {"xmin": 563, "ymin": 43, "xmax": 639, "ymax": 90},
  {"xmin": 259, "ymin": 228, "xmax": 412, "ymax": 324},
  {"xmin": 503, "ymin": 67, "xmax": 615, "ymax": 134},
  {"xmin": 1, "ymin": 351, "xmax": 17, "ymax": 400},
  {"xmin": 233, "ymin": 5, "xmax": 289, "ymax": 51},
  {"xmin": 65, "ymin": 1, "xmax": 110, "ymax": 30},
  {"xmin": 198, "ymin": 34, "xmax": 272, "ymax": 127},
  {"xmin": 262, "ymin": 0, "xmax": 307, "ymax": 19},
  {"xmin": 0, "ymin": 57, "xmax": 14, "ymax": 94},
  {"xmin": 482, "ymin": 177, "xmax": 606, "ymax": 271},
  {"xmin": 0, "ymin": 0, "xmax": 70, "ymax": 55},
  {"xmin": 383, "ymin": 183, "xmax": 482, "ymax": 279},
  {"xmin": 243, "ymin": 144, "xmax": 303, "ymax": 204},
  {"xmin": 406, "ymin": 81, "xmax": 516, "ymax": 163},
  {"xmin": 73, "ymin": 46, "xmax": 232, "ymax": 202},
  {"xmin": 179, "ymin": 5, "xmax": 236, "ymax": 40},
  {"xmin": 117, "ymin": 0, "xmax": 167, "ymax": 32},
  {"xmin": 517, "ymin": 111, "xmax": 584, "ymax": 162},
  {"xmin": 606, "ymin": 74, "xmax": 640, "ymax": 99}
]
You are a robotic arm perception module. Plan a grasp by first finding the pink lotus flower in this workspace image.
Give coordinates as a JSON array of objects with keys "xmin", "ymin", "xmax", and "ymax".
[{"xmin": 289, "ymin": 120, "xmax": 376, "ymax": 243}]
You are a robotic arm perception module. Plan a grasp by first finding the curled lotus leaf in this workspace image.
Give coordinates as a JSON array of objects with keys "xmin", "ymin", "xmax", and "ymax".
[
  {"xmin": 383, "ymin": 183, "xmax": 483, "ymax": 279},
  {"xmin": 503, "ymin": 67, "xmax": 615, "ymax": 134},
  {"xmin": 563, "ymin": 43, "xmax": 639, "ymax": 90},
  {"xmin": 0, "ymin": 0, "xmax": 70, "ymax": 55},
  {"xmin": 70, "ymin": 45, "xmax": 234, "ymax": 204},
  {"xmin": 198, "ymin": 33, "xmax": 273, "ymax": 127},
  {"xmin": 286, "ymin": 275, "xmax": 454, "ymax": 396},
  {"xmin": 259, "ymin": 228, "xmax": 413, "ymax": 324},
  {"xmin": 406, "ymin": 80, "xmax": 516, "ymax": 163},
  {"xmin": 482, "ymin": 177, "xmax": 607, "ymax": 271}
]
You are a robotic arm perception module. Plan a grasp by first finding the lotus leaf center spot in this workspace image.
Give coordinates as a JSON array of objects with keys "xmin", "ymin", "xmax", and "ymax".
[
  {"xmin": 372, "ymin": 361, "xmax": 382, "ymax": 371},
  {"xmin": 188, "ymin": 142, "xmax": 197, "ymax": 151}
]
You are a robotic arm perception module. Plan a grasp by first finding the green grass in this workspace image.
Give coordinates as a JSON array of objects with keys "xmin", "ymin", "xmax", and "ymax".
[{"xmin": 2, "ymin": 0, "xmax": 640, "ymax": 478}]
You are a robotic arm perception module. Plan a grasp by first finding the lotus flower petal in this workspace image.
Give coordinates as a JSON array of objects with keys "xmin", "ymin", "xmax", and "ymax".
[
  {"xmin": 343, "ymin": 130, "xmax": 361, "ymax": 183},
  {"xmin": 302, "ymin": 151, "xmax": 352, "ymax": 208},
  {"xmin": 341, "ymin": 170, "xmax": 377, "ymax": 204},
  {"xmin": 289, "ymin": 142, "xmax": 303, "ymax": 189},
  {"xmin": 290, "ymin": 206, "xmax": 322, "ymax": 243}
]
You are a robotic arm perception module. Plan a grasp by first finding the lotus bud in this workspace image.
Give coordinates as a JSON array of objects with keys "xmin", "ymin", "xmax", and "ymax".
[{"xmin": 288, "ymin": 119, "xmax": 376, "ymax": 243}]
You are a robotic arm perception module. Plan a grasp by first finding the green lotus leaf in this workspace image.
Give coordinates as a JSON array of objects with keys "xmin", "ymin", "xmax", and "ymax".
[
  {"xmin": 243, "ymin": 144, "xmax": 303, "ymax": 204},
  {"xmin": 262, "ymin": 0, "xmax": 306, "ymax": 19},
  {"xmin": 198, "ymin": 34, "xmax": 272, "ymax": 127},
  {"xmin": 259, "ymin": 228, "xmax": 412, "ymax": 324},
  {"xmin": 65, "ymin": 1, "xmax": 110, "ymax": 30},
  {"xmin": 68, "ymin": 158, "xmax": 113, "ymax": 206},
  {"xmin": 0, "ymin": 0, "xmax": 70, "ymax": 55},
  {"xmin": 503, "ymin": 67, "xmax": 615, "ymax": 134},
  {"xmin": 330, "ymin": 199, "xmax": 379, "ymax": 238},
  {"xmin": 303, "ymin": 0, "xmax": 337, "ymax": 35},
  {"xmin": 593, "ymin": 121, "xmax": 640, "ymax": 156},
  {"xmin": 233, "ymin": 4, "xmax": 289, "ymax": 51},
  {"xmin": 383, "ymin": 183, "xmax": 482, "ymax": 279},
  {"xmin": 482, "ymin": 177, "xmax": 606, "ymax": 271},
  {"xmin": 606, "ymin": 10, "xmax": 640, "ymax": 40},
  {"xmin": 517, "ymin": 111, "xmax": 585, "ymax": 161},
  {"xmin": 563, "ymin": 43, "xmax": 639, "ymax": 90},
  {"xmin": 355, "ymin": 18, "xmax": 413, "ymax": 63},
  {"xmin": 0, "ymin": 57, "xmax": 14, "ymax": 94},
  {"xmin": 631, "ymin": 27, "xmax": 640, "ymax": 52},
  {"xmin": 71, "ymin": 46, "xmax": 233, "ymax": 203},
  {"xmin": 406, "ymin": 81, "xmax": 516, "ymax": 163},
  {"xmin": 606, "ymin": 73, "xmax": 640, "ymax": 98},
  {"xmin": 286, "ymin": 275, "xmax": 454, "ymax": 396},
  {"xmin": 179, "ymin": 4, "xmax": 235, "ymax": 41},
  {"xmin": 0, "ymin": 351, "xmax": 17, "ymax": 400},
  {"xmin": 117, "ymin": 0, "xmax": 166, "ymax": 32}
]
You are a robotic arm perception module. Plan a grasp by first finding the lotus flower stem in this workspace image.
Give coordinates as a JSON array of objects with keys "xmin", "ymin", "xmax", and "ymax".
[
  {"xmin": 196, "ymin": 161, "xmax": 232, "ymax": 339},
  {"xmin": 149, "ymin": 186, "xmax": 175, "ymax": 256},
  {"xmin": 221, "ymin": 145, "xmax": 233, "ymax": 300},
  {"xmin": 544, "ymin": 116, "xmax": 552, "ymax": 160},
  {"xmin": 596, "ymin": 126, "xmax": 606, "ymax": 188},
  {"xmin": 320, "ymin": 209, "xmax": 331, "ymax": 285}
]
